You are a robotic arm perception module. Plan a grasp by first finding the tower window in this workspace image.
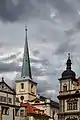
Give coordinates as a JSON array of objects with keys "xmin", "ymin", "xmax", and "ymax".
[
  {"xmin": 63, "ymin": 84, "xmax": 67, "ymax": 92},
  {"xmin": 20, "ymin": 96, "xmax": 24, "ymax": 101},
  {"xmin": 21, "ymin": 83, "xmax": 24, "ymax": 89},
  {"xmin": 31, "ymin": 84, "xmax": 34, "ymax": 93}
]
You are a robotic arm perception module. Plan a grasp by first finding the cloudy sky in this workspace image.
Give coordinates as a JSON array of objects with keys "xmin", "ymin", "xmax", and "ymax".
[{"xmin": 0, "ymin": 0, "xmax": 80, "ymax": 101}]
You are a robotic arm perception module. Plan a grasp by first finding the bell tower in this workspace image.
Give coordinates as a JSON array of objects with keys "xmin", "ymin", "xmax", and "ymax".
[
  {"xmin": 15, "ymin": 27, "xmax": 37, "ymax": 103},
  {"xmin": 58, "ymin": 53, "xmax": 78, "ymax": 120}
]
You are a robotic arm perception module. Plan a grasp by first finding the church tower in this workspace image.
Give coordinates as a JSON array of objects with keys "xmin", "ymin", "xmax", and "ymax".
[
  {"xmin": 15, "ymin": 27, "xmax": 37, "ymax": 103},
  {"xmin": 57, "ymin": 53, "xmax": 80, "ymax": 120}
]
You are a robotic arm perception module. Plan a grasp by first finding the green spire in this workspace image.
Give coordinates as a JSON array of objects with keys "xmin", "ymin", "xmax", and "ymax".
[{"xmin": 21, "ymin": 26, "xmax": 32, "ymax": 78}]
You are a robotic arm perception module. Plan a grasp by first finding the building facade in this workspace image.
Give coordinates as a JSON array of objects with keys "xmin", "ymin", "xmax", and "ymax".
[
  {"xmin": 58, "ymin": 53, "xmax": 80, "ymax": 120},
  {"xmin": 16, "ymin": 77, "xmax": 37, "ymax": 103},
  {"xmin": 0, "ymin": 77, "xmax": 26, "ymax": 120},
  {"xmin": 21, "ymin": 103, "xmax": 50, "ymax": 120},
  {"xmin": 31, "ymin": 96, "xmax": 59, "ymax": 120}
]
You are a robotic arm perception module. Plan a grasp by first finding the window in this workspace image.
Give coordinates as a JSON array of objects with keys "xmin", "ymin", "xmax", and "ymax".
[
  {"xmin": 21, "ymin": 83, "xmax": 24, "ymax": 89},
  {"xmin": 0, "ymin": 96, "xmax": 2, "ymax": 101},
  {"xmin": 15, "ymin": 109, "xmax": 19, "ymax": 116},
  {"xmin": 67, "ymin": 102, "xmax": 77, "ymax": 110},
  {"xmin": 63, "ymin": 84, "xmax": 67, "ymax": 92},
  {"xmin": 3, "ymin": 97, "xmax": 6, "ymax": 102},
  {"xmin": 67, "ymin": 103, "xmax": 72, "ymax": 110},
  {"xmin": 73, "ymin": 102, "xmax": 77, "ymax": 110},
  {"xmin": 5, "ymin": 108, "xmax": 9, "ymax": 115},
  {"xmin": 0, "ymin": 96, "xmax": 6, "ymax": 102},
  {"xmin": 8, "ymin": 98, "xmax": 12, "ymax": 103},
  {"xmin": 20, "ymin": 96, "xmax": 24, "ymax": 101},
  {"xmin": 31, "ymin": 84, "xmax": 34, "ymax": 93},
  {"xmin": 2, "ymin": 107, "xmax": 9, "ymax": 115},
  {"xmin": 20, "ymin": 110, "xmax": 24, "ymax": 117}
]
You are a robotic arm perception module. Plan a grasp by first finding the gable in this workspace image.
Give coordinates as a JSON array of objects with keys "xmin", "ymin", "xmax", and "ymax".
[{"xmin": 0, "ymin": 81, "xmax": 16, "ymax": 94}]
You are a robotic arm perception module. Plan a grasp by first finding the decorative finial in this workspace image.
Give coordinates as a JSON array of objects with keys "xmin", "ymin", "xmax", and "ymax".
[
  {"xmin": 68, "ymin": 53, "xmax": 70, "ymax": 60},
  {"xmin": 66, "ymin": 53, "xmax": 72, "ymax": 70},
  {"xmin": 25, "ymin": 26, "xmax": 27, "ymax": 31},
  {"xmin": 2, "ymin": 77, "xmax": 4, "ymax": 82}
]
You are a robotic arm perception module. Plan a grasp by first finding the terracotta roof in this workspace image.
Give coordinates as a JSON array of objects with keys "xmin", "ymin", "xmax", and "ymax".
[
  {"xmin": 77, "ymin": 77, "xmax": 80, "ymax": 86},
  {"xmin": 20, "ymin": 103, "xmax": 50, "ymax": 118},
  {"xmin": 31, "ymin": 96, "xmax": 59, "ymax": 108}
]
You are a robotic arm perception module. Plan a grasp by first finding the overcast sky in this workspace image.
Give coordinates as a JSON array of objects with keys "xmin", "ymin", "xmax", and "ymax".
[{"xmin": 0, "ymin": 0, "xmax": 80, "ymax": 101}]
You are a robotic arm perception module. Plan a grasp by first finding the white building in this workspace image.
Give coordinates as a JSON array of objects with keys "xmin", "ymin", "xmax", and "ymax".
[
  {"xmin": 31, "ymin": 95, "xmax": 59, "ymax": 120},
  {"xmin": 0, "ymin": 77, "xmax": 26, "ymax": 120},
  {"xmin": 58, "ymin": 53, "xmax": 80, "ymax": 120}
]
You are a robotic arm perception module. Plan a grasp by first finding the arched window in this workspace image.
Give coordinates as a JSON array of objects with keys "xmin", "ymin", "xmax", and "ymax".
[
  {"xmin": 21, "ymin": 83, "xmax": 24, "ymax": 89},
  {"xmin": 31, "ymin": 84, "xmax": 34, "ymax": 93},
  {"xmin": 63, "ymin": 84, "xmax": 67, "ymax": 92}
]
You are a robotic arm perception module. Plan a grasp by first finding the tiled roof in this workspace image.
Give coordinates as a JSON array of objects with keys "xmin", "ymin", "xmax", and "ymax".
[
  {"xmin": 20, "ymin": 103, "xmax": 50, "ymax": 118},
  {"xmin": 31, "ymin": 96, "xmax": 59, "ymax": 108},
  {"xmin": 77, "ymin": 77, "xmax": 80, "ymax": 86}
]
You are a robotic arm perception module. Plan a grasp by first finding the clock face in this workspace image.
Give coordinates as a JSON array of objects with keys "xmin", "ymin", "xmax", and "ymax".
[{"xmin": 20, "ymin": 96, "xmax": 24, "ymax": 100}]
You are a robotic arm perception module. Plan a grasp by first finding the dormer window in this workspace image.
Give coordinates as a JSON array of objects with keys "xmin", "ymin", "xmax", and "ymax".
[
  {"xmin": 21, "ymin": 83, "xmax": 24, "ymax": 89},
  {"xmin": 63, "ymin": 84, "xmax": 67, "ymax": 92}
]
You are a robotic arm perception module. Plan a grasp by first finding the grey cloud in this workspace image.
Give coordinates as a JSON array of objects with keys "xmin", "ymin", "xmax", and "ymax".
[
  {"xmin": 64, "ymin": 29, "xmax": 76, "ymax": 37},
  {"xmin": 50, "ymin": 0, "xmax": 74, "ymax": 14},
  {"xmin": 0, "ymin": 62, "xmax": 21, "ymax": 73},
  {"xmin": 0, "ymin": 52, "xmax": 21, "ymax": 61},
  {"xmin": 0, "ymin": 0, "xmax": 24, "ymax": 22},
  {"xmin": 0, "ymin": 0, "xmax": 76, "ymax": 22},
  {"xmin": 55, "ymin": 40, "xmax": 76, "ymax": 55},
  {"xmin": 31, "ymin": 58, "xmax": 50, "ymax": 66},
  {"xmin": 31, "ymin": 57, "xmax": 57, "ymax": 76},
  {"xmin": 75, "ymin": 21, "xmax": 80, "ymax": 30},
  {"xmin": 35, "ymin": 0, "xmax": 74, "ymax": 14},
  {"xmin": 37, "ymin": 80, "xmax": 53, "ymax": 93},
  {"xmin": 31, "ymin": 66, "xmax": 44, "ymax": 76},
  {"xmin": 1, "ymin": 0, "xmax": 80, "ymax": 101},
  {"xmin": 36, "ymin": 75, "xmax": 59, "ymax": 101},
  {"xmin": 32, "ymin": 49, "xmax": 40, "ymax": 56},
  {"xmin": 0, "ymin": 0, "xmax": 36, "ymax": 22},
  {"xmin": 18, "ymin": 58, "xmax": 23, "ymax": 62},
  {"xmin": 0, "ymin": 0, "xmax": 51, "ymax": 22},
  {"xmin": 31, "ymin": 58, "xmax": 42, "ymax": 64},
  {"xmin": 41, "ymin": 90, "xmax": 59, "ymax": 101}
]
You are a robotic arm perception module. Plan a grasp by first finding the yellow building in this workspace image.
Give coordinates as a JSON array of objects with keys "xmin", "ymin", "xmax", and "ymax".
[{"xmin": 16, "ymin": 77, "xmax": 37, "ymax": 102}]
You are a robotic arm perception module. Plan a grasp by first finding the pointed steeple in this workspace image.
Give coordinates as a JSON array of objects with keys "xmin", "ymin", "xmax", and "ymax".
[{"xmin": 21, "ymin": 26, "xmax": 32, "ymax": 79}]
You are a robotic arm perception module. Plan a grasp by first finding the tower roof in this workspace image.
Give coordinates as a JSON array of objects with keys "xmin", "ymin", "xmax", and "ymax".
[
  {"xmin": 59, "ymin": 53, "xmax": 76, "ymax": 80},
  {"xmin": 21, "ymin": 26, "xmax": 32, "ymax": 79}
]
